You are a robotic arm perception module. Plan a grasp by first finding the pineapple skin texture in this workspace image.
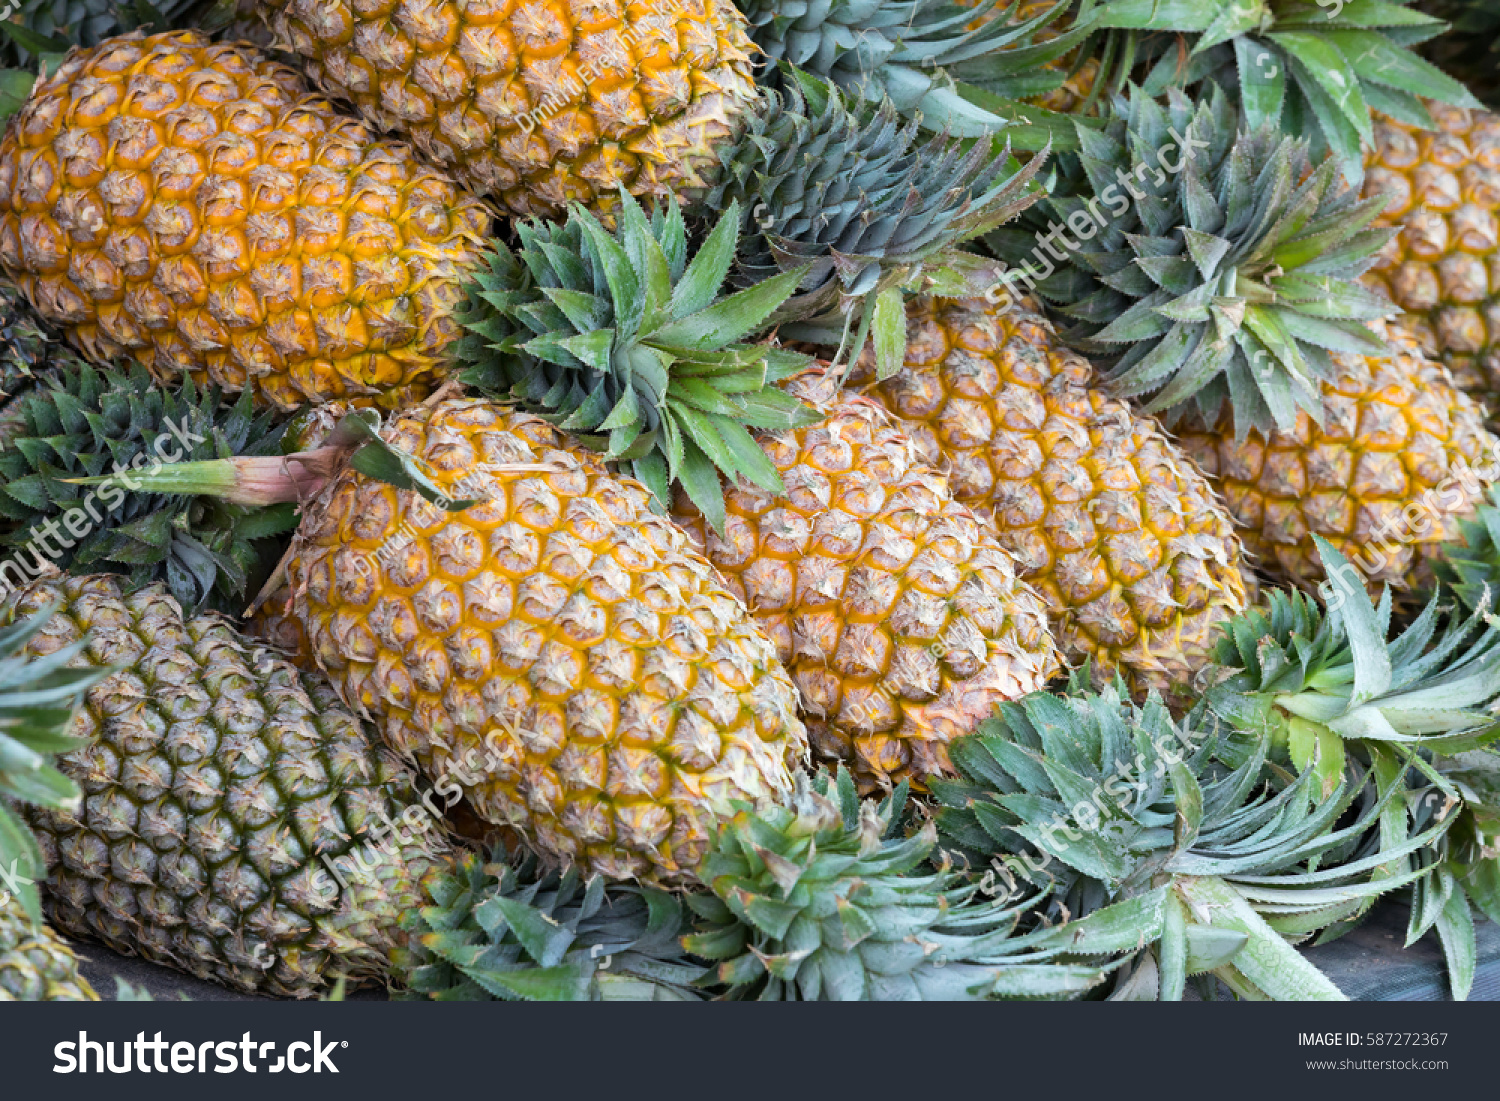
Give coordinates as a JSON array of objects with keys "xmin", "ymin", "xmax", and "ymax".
[
  {"xmin": 1177, "ymin": 324, "xmax": 1497, "ymax": 595},
  {"xmin": 672, "ymin": 371, "xmax": 1060, "ymax": 795},
  {"xmin": 0, "ymin": 32, "xmax": 492, "ymax": 410},
  {"xmin": 261, "ymin": 0, "xmax": 760, "ymax": 222},
  {"xmin": 1364, "ymin": 104, "xmax": 1500, "ymax": 396},
  {"xmin": 852, "ymin": 298, "xmax": 1250, "ymax": 698},
  {"xmin": 0, "ymin": 896, "xmax": 97, "ymax": 1001},
  {"xmin": 284, "ymin": 399, "xmax": 807, "ymax": 887},
  {"xmin": 5, "ymin": 573, "xmax": 439, "ymax": 998}
]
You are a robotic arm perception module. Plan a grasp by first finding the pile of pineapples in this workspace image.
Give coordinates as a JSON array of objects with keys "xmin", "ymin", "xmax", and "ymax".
[{"xmin": 1, "ymin": 0, "xmax": 1500, "ymax": 1003}]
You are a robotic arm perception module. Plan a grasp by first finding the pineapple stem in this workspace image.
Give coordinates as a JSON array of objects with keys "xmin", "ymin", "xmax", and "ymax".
[{"xmin": 65, "ymin": 448, "xmax": 345, "ymax": 506}]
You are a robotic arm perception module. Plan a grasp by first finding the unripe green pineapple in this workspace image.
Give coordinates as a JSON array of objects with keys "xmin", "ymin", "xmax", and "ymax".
[
  {"xmin": 0, "ymin": 894, "xmax": 96, "ymax": 1001},
  {"xmin": 6, "ymin": 572, "xmax": 445, "ymax": 998}
]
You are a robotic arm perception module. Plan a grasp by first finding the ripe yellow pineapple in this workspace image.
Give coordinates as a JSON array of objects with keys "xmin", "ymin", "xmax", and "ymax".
[
  {"xmin": 1176, "ymin": 323, "xmax": 1497, "ymax": 595},
  {"xmin": 283, "ymin": 398, "xmax": 808, "ymax": 887},
  {"xmin": 671, "ymin": 368, "xmax": 1060, "ymax": 794},
  {"xmin": 260, "ymin": 0, "xmax": 758, "ymax": 221},
  {"xmin": 1364, "ymin": 104, "xmax": 1500, "ymax": 397},
  {"xmin": 847, "ymin": 297, "xmax": 1251, "ymax": 698},
  {"xmin": 0, "ymin": 32, "xmax": 492, "ymax": 410}
]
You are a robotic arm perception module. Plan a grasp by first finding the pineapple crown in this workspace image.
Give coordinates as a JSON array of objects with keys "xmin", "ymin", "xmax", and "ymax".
[
  {"xmin": 1207, "ymin": 538, "xmax": 1500, "ymax": 999},
  {"xmin": 0, "ymin": 364, "xmax": 294, "ymax": 613},
  {"xmin": 0, "ymin": 606, "xmax": 106, "ymax": 923},
  {"xmin": 932, "ymin": 672, "xmax": 1444, "ymax": 1000},
  {"xmin": 1044, "ymin": 0, "xmax": 1482, "ymax": 182},
  {"xmin": 408, "ymin": 770, "xmax": 1114, "ymax": 1001},
  {"xmin": 709, "ymin": 68, "xmax": 1047, "ymax": 375},
  {"xmin": 735, "ymin": 0, "xmax": 1096, "ymax": 144},
  {"xmin": 403, "ymin": 845, "xmax": 706, "ymax": 1002},
  {"xmin": 1401, "ymin": 749, "xmax": 1500, "ymax": 998},
  {"xmin": 682, "ymin": 768, "xmax": 1106, "ymax": 1000},
  {"xmin": 996, "ymin": 85, "xmax": 1397, "ymax": 437},
  {"xmin": 1206, "ymin": 538, "xmax": 1500, "ymax": 797},
  {"xmin": 456, "ymin": 191, "xmax": 819, "ymax": 533},
  {"xmin": 1434, "ymin": 486, "xmax": 1500, "ymax": 613}
]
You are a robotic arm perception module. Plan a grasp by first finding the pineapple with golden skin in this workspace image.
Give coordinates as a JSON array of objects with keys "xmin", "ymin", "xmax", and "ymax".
[
  {"xmin": 284, "ymin": 399, "xmax": 807, "ymax": 887},
  {"xmin": 0, "ymin": 32, "xmax": 491, "ymax": 410},
  {"xmin": 1177, "ymin": 323, "xmax": 1497, "ymax": 595},
  {"xmin": 1363, "ymin": 104, "xmax": 1500, "ymax": 397},
  {"xmin": 846, "ymin": 297, "xmax": 1250, "ymax": 698},
  {"xmin": 672, "ymin": 369, "xmax": 1060, "ymax": 794},
  {"xmin": 107, "ymin": 194, "xmax": 836, "ymax": 887},
  {"xmin": 261, "ymin": 0, "xmax": 759, "ymax": 221}
]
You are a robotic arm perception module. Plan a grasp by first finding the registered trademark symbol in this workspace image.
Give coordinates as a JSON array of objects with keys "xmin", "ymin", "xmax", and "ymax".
[{"xmin": 341, "ymin": 1042, "xmax": 348, "ymax": 1048}]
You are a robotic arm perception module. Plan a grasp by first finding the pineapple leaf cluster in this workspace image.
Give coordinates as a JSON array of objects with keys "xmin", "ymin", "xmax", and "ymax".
[
  {"xmin": 0, "ymin": 364, "xmax": 294, "ymax": 613},
  {"xmin": 0, "ymin": 0, "xmax": 238, "ymax": 66},
  {"xmin": 1203, "ymin": 538, "xmax": 1500, "ymax": 997},
  {"xmin": 683, "ymin": 768, "xmax": 1107, "ymax": 1000},
  {"xmin": 1075, "ymin": 0, "xmax": 1481, "ymax": 181},
  {"xmin": 996, "ymin": 86, "xmax": 1396, "ymax": 436},
  {"xmin": 1400, "ymin": 755, "xmax": 1500, "ymax": 999},
  {"xmin": 1206, "ymin": 538, "xmax": 1500, "ymax": 797},
  {"xmin": 403, "ymin": 846, "xmax": 706, "ymax": 1002},
  {"xmin": 709, "ymin": 68, "xmax": 1046, "ymax": 375},
  {"xmin": 407, "ymin": 771, "xmax": 1113, "ymax": 1001},
  {"xmin": 0, "ymin": 606, "xmax": 107, "ymax": 923},
  {"xmin": 934, "ymin": 674, "xmax": 1444, "ymax": 1000},
  {"xmin": 457, "ymin": 190, "xmax": 819, "ymax": 532},
  {"xmin": 737, "ymin": 0, "xmax": 1095, "ymax": 144},
  {"xmin": 1434, "ymin": 487, "xmax": 1500, "ymax": 612}
]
